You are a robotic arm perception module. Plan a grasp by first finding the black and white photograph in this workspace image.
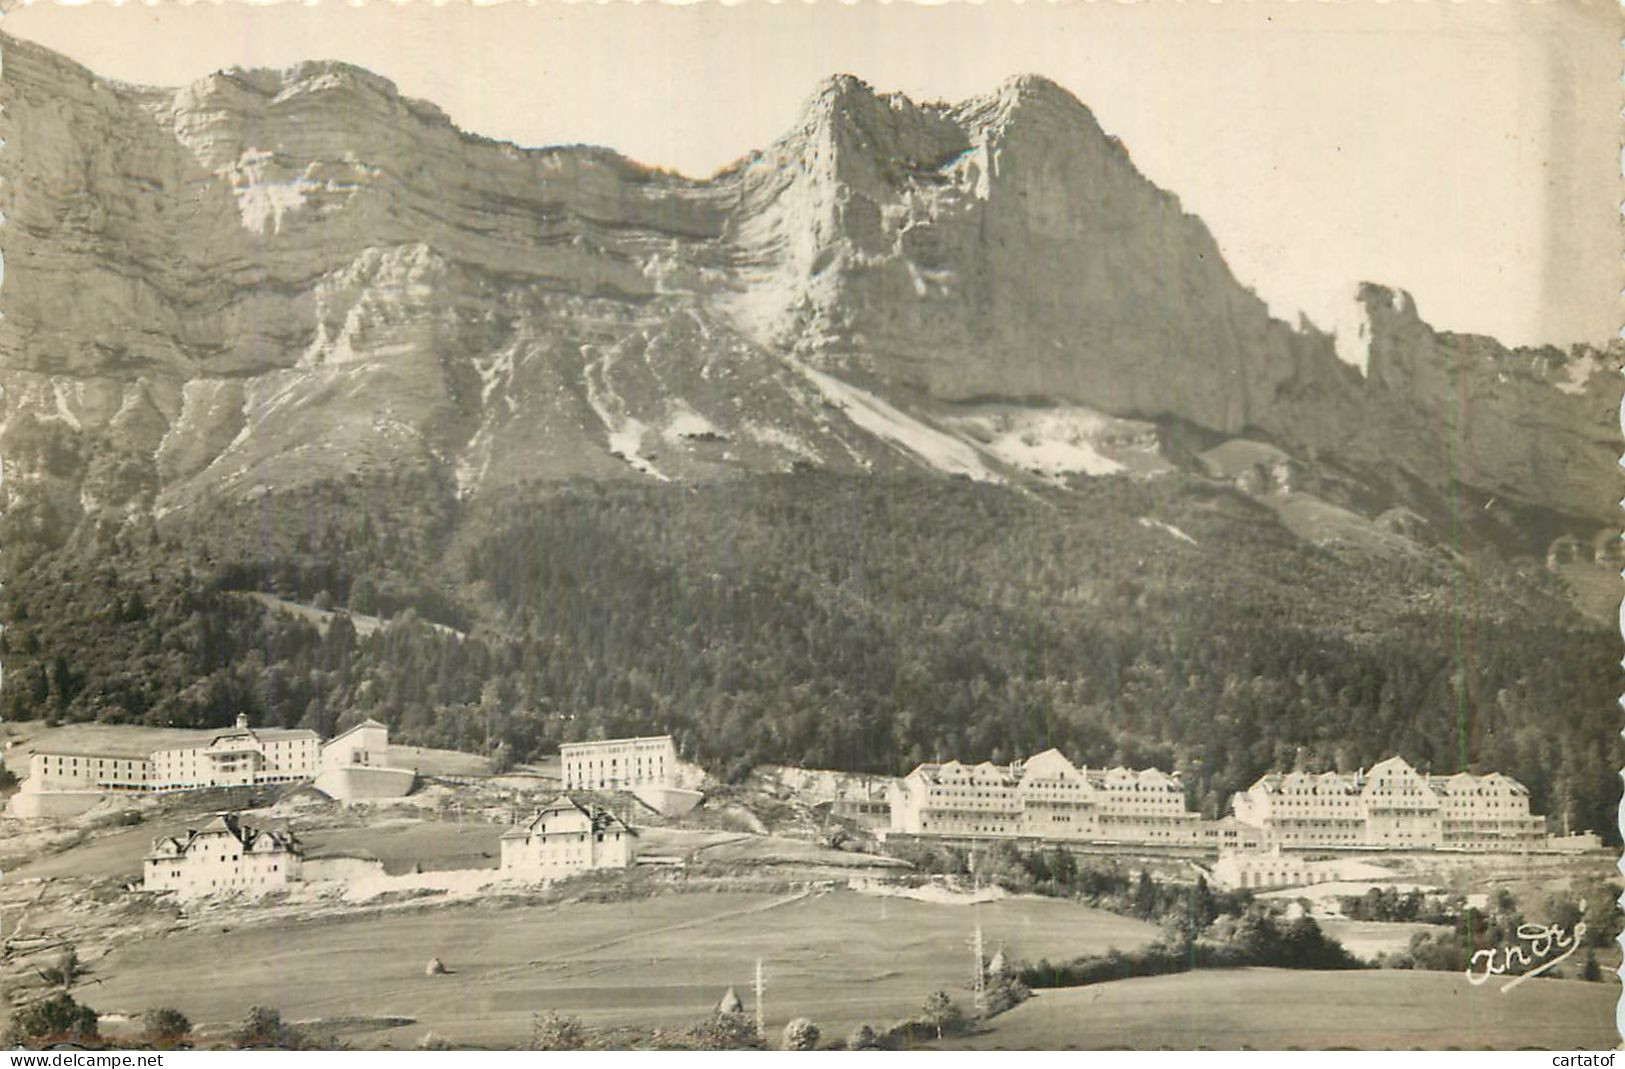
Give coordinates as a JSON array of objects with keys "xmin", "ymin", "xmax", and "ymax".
[{"xmin": 0, "ymin": 0, "xmax": 1617, "ymax": 1052}]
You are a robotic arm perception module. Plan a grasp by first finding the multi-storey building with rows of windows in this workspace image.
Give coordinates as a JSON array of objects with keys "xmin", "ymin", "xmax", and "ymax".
[
  {"xmin": 887, "ymin": 749, "xmax": 1201, "ymax": 843},
  {"xmin": 1231, "ymin": 755, "xmax": 1547, "ymax": 849},
  {"xmin": 560, "ymin": 735, "xmax": 676, "ymax": 791}
]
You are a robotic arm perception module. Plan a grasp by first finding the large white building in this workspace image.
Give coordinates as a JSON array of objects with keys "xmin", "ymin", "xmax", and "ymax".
[
  {"xmin": 150, "ymin": 714, "xmax": 322, "ymax": 791},
  {"xmin": 561, "ymin": 735, "xmax": 677, "ymax": 791},
  {"xmin": 888, "ymin": 749, "xmax": 1202, "ymax": 844},
  {"xmin": 10, "ymin": 714, "xmax": 412, "ymax": 817},
  {"xmin": 143, "ymin": 813, "xmax": 303, "ymax": 898},
  {"xmin": 1231, "ymin": 755, "xmax": 1547, "ymax": 849},
  {"xmin": 500, "ymin": 795, "xmax": 637, "ymax": 879}
]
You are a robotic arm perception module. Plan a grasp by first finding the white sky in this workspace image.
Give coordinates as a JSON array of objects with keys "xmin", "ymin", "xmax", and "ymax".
[{"xmin": 4, "ymin": 0, "xmax": 1618, "ymax": 350}]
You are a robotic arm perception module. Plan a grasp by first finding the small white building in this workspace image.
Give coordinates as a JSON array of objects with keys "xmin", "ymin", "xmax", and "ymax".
[
  {"xmin": 143, "ymin": 813, "xmax": 302, "ymax": 899},
  {"xmin": 561, "ymin": 735, "xmax": 677, "ymax": 791},
  {"xmin": 500, "ymin": 795, "xmax": 637, "ymax": 880},
  {"xmin": 1210, "ymin": 846, "xmax": 1340, "ymax": 892},
  {"xmin": 314, "ymin": 719, "xmax": 414, "ymax": 800}
]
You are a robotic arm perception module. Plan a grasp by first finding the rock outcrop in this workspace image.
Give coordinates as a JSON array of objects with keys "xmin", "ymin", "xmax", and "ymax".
[{"xmin": 0, "ymin": 34, "xmax": 1615, "ymax": 543}]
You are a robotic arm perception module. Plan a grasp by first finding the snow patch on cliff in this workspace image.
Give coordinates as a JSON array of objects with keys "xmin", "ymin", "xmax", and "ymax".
[
  {"xmin": 744, "ymin": 421, "xmax": 821, "ymax": 464},
  {"xmin": 663, "ymin": 402, "xmax": 723, "ymax": 444},
  {"xmin": 225, "ymin": 148, "xmax": 317, "ymax": 235},
  {"xmin": 790, "ymin": 360, "xmax": 999, "ymax": 482},
  {"xmin": 583, "ymin": 344, "xmax": 669, "ymax": 481},
  {"xmin": 1332, "ymin": 294, "xmax": 1373, "ymax": 376},
  {"xmin": 1138, "ymin": 517, "xmax": 1198, "ymax": 546},
  {"xmin": 948, "ymin": 408, "xmax": 1126, "ymax": 479},
  {"xmin": 1554, "ymin": 351, "xmax": 1599, "ymax": 396}
]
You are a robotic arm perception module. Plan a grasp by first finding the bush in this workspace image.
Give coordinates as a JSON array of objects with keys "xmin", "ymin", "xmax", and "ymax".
[
  {"xmin": 238, "ymin": 1006, "xmax": 285, "ymax": 1049},
  {"xmin": 983, "ymin": 974, "xmax": 1030, "ymax": 1016},
  {"xmin": 846, "ymin": 1023, "xmax": 879, "ymax": 1050},
  {"xmin": 782, "ymin": 1017, "xmax": 820, "ymax": 1050},
  {"xmin": 39, "ymin": 947, "xmax": 81, "ymax": 987},
  {"xmin": 1021, "ymin": 911, "xmax": 1359, "ymax": 989},
  {"xmin": 5, "ymin": 992, "xmax": 100, "ymax": 1048},
  {"xmin": 531, "ymin": 1011, "xmax": 586, "ymax": 1051},
  {"xmin": 142, "ymin": 1007, "xmax": 191, "ymax": 1048},
  {"xmin": 234, "ymin": 1005, "xmax": 340, "ymax": 1051},
  {"xmin": 685, "ymin": 1011, "xmax": 763, "ymax": 1050}
]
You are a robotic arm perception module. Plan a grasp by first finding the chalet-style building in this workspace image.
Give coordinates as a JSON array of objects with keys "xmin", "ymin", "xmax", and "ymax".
[
  {"xmin": 500, "ymin": 795, "xmax": 637, "ymax": 880},
  {"xmin": 143, "ymin": 813, "xmax": 302, "ymax": 898}
]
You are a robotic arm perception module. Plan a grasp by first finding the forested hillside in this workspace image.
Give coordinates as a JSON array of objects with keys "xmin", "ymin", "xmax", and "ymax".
[{"xmin": 2, "ymin": 471, "xmax": 1616, "ymax": 839}]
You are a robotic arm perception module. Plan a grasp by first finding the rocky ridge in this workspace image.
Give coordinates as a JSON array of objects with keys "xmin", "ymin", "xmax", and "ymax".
[{"xmin": 0, "ymin": 34, "xmax": 1615, "ymax": 554}]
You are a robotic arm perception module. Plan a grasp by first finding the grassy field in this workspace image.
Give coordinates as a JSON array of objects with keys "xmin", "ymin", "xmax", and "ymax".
[
  {"xmin": 304, "ymin": 821, "xmax": 505, "ymax": 874},
  {"xmin": 82, "ymin": 889, "xmax": 1158, "ymax": 1047},
  {"xmin": 946, "ymin": 968, "xmax": 1619, "ymax": 1049},
  {"xmin": 1317, "ymin": 919, "xmax": 1451, "ymax": 962}
]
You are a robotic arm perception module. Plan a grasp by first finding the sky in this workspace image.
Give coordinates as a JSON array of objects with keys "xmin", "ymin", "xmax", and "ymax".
[{"xmin": 3, "ymin": 0, "xmax": 1618, "ymax": 351}]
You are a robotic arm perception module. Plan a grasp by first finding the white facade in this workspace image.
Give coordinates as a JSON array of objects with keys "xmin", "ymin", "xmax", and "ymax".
[
  {"xmin": 27, "ymin": 751, "xmax": 153, "ymax": 793},
  {"xmin": 500, "ymin": 795, "xmax": 637, "ymax": 879},
  {"xmin": 888, "ymin": 749, "xmax": 1202, "ymax": 843},
  {"xmin": 319, "ymin": 719, "xmax": 391, "ymax": 773},
  {"xmin": 143, "ymin": 814, "xmax": 302, "ymax": 898},
  {"xmin": 1211, "ymin": 847, "xmax": 1342, "ymax": 891},
  {"xmin": 150, "ymin": 714, "xmax": 321, "ymax": 791},
  {"xmin": 561, "ymin": 735, "xmax": 676, "ymax": 791},
  {"xmin": 1231, "ymin": 756, "xmax": 1546, "ymax": 849}
]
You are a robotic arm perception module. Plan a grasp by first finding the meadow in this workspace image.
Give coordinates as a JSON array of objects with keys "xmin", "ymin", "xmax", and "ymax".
[
  {"xmin": 944, "ymin": 968, "xmax": 1619, "ymax": 1049},
  {"xmin": 83, "ymin": 888, "xmax": 1158, "ymax": 1047}
]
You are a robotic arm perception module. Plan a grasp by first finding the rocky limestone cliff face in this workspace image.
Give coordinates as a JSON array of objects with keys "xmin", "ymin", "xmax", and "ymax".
[{"xmin": 0, "ymin": 34, "xmax": 1615, "ymax": 544}]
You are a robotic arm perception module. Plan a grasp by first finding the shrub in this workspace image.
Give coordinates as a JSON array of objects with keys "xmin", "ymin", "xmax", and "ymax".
[
  {"xmin": 686, "ymin": 1010, "xmax": 764, "ymax": 1050},
  {"xmin": 782, "ymin": 1017, "xmax": 820, "ymax": 1050},
  {"xmin": 39, "ymin": 947, "xmax": 81, "ymax": 987},
  {"xmin": 846, "ymin": 1023, "xmax": 878, "ymax": 1050},
  {"xmin": 5, "ymin": 992, "xmax": 100, "ymax": 1048},
  {"xmin": 142, "ymin": 1007, "xmax": 191, "ymax": 1048},
  {"xmin": 234, "ymin": 1005, "xmax": 326, "ymax": 1050},
  {"xmin": 531, "ymin": 1010, "xmax": 586, "ymax": 1051}
]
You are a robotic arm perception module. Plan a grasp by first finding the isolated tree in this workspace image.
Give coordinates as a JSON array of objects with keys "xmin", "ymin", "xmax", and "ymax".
[
  {"xmin": 922, "ymin": 991, "xmax": 964, "ymax": 1039},
  {"xmin": 142, "ymin": 1007, "xmax": 192, "ymax": 1048},
  {"xmin": 6, "ymin": 992, "xmax": 100, "ymax": 1047},
  {"xmin": 782, "ymin": 1017, "xmax": 821, "ymax": 1050},
  {"xmin": 531, "ymin": 1010, "xmax": 586, "ymax": 1051},
  {"xmin": 1133, "ymin": 870, "xmax": 1159, "ymax": 920}
]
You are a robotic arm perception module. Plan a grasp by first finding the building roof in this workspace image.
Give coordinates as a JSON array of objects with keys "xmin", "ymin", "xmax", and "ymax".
[
  {"xmin": 31, "ymin": 750, "xmax": 153, "ymax": 763},
  {"xmin": 327, "ymin": 719, "xmax": 390, "ymax": 745},
  {"xmin": 145, "ymin": 813, "xmax": 300, "ymax": 861},
  {"xmin": 559, "ymin": 735, "xmax": 674, "ymax": 752},
  {"xmin": 513, "ymin": 794, "xmax": 638, "ymax": 837}
]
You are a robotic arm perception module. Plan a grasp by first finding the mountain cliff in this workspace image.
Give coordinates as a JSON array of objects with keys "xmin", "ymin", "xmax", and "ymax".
[
  {"xmin": 1, "ymin": 34, "xmax": 1618, "ymax": 833},
  {"xmin": 0, "ymin": 33, "xmax": 1616, "ymax": 550}
]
